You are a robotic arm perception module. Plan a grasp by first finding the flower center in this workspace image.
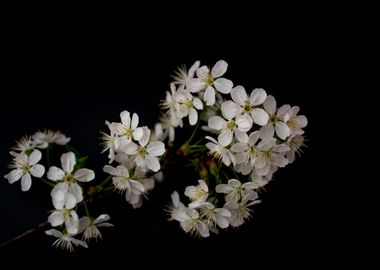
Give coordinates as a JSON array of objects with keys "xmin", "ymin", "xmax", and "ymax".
[
  {"xmin": 194, "ymin": 187, "xmax": 206, "ymax": 199},
  {"xmin": 247, "ymin": 145, "xmax": 257, "ymax": 156},
  {"xmin": 137, "ymin": 146, "xmax": 147, "ymax": 157},
  {"xmin": 185, "ymin": 100, "xmax": 193, "ymax": 109},
  {"xmin": 269, "ymin": 115, "xmax": 278, "ymax": 124},
  {"xmin": 64, "ymin": 174, "xmax": 75, "ymax": 182},
  {"xmin": 21, "ymin": 164, "xmax": 30, "ymax": 173},
  {"xmin": 124, "ymin": 128, "xmax": 134, "ymax": 138},
  {"xmin": 206, "ymin": 74, "xmax": 214, "ymax": 86},
  {"xmin": 227, "ymin": 120, "xmax": 236, "ymax": 130},
  {"xmin": 242, "ymin": 102, "xmax": 252, "ymax": 113}
]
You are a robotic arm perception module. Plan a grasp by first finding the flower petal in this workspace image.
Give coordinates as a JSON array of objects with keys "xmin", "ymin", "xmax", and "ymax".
[
  {"xmin": 214, "ymin": 78, "xmax": 233, "ymax": 94},
  {"xmin": 66, "ymin": 210, "xmax": 79, "ymax": 234},
  {"xmin": 21, "ymin": 173, "xmax": 32, "ymax": 191},
  {"xmin": 139, "ymin": 127, "xmax": 151, "ymax": 147},
  {"xmin": 263, "ymin": 95, "xmax": 276, "ymax": 115},
  {"xmin": 48, "ymin": 211, "xmax": 65, "ymax": 227},
  {"xmin": 74, "ymin": 169, "xmax": 95, "ymax": 182},
  {"xmin": 221, "ymin": 100, "xmax": 239, "ymax": 120},
  {"xmin": 28, "ymin": 150, "xmax": 42, "ymax": 166},
  {"xmin": 120, "ymin": 110, "xmax": 131, "ymax": 127},
  {"xmin": 133, "ymin": 127, "xmax": 143, "ymax": 141},
  {"xmin": 30, "ymin": 164, "xmax": 45, "ymax": 178},
  {"xmin": 218, "ymin": 129, "xmax": 233, "ymax": 147},
  {"xmin": 196, "ymin": 66, "xmax": 209, "ymax": 80},
  {"xmin": 47, "ymin": 166, "xmax": 65, "ymax": 181},
  {"xmin": 189, "ymin": 108, "xmax": 198, "ymax": 126},
  {"xmin": 231, "ymin": 85, "xmax": 248, "ymax": 106},
  {"xmin": 204, "ymin": 86, "xmax": 216, "ymax": 106},
  {"xmin": 94, "ymin": 214, "xmax": 111, "ymax": 224},
  {"xmin": 249, "ymin": 88, "xmax": 267, "ymax": 105},
  {"xmin": 131, "ymin": 113, "xmax": 139, "ymax": 129},
  {"xmin": 211, "ymin": 60, "xmax": 228, "ymax": 78},
  {"xmin": 5, "ymin": 169, "xmax": 23, "ymax": 184},
  {"xmin": 147, "ymin": 141, "xmax": 165, "ymax": 156},
  {"xmin": 192, "ymin": 97, "xmax": 203, "ymax": 110},
  {"xmin": 145, "ymin": 155, "xmax": 160, "ymax": 172},
  {"xmin": 197, "ymin": 222, "xmax": 210, "ymax": 238},
  {"xmin": 236, "ymin": 115, "xmax": 252, "ymax": 132},
  {"xmin": 186, "ymin": 78, "xmax": 205, "ymax": 93},
  {"xmin": 260, "ymin": 124, "xmax": 274, "ymax": 140},
  {"xmin": 208, "ymin": 116, "xmax": 225, "ymax": 131},
  {"xmin": 275, "ymin": 122, "xmax": 290, "ymax": 140},
  {"xmin": 61, "ymin": 152, "xmax": 76, "ymax": 174},
  {"xmin": 251, "ymin": 108, "xmax": 269, "ymax": 126}
]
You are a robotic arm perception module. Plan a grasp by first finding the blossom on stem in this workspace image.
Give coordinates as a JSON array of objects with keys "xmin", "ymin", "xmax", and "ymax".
[
  {"xmin": 33, "ymin": 130, "xmax": 70, "ymax": 149},
  {"xmin": 45, "ymin": 229, "xmax": 88, "ymax": 252},
  {"xmin": 78, "ymin": 214, "xmax": 113, "ymax": 242}
]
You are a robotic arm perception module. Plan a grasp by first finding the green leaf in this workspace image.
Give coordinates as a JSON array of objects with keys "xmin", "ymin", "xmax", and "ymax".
[{"xmin": 74, "ymin": 156, "xmax": 88, "ymax": 170}]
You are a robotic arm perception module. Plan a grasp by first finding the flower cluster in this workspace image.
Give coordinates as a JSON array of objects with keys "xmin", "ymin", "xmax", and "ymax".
[
  {"xmin": 156, "ymin": 60, "xmax": 308, "ymax": 237},
  {"xmin": 3, "ymin": 59, "xmax": 308, "ymax": 250},
  {"xmin": 4, "ymin": 130, "xmax": 113, "ymax": 251},
  {"xmin": 101, "ymin": 111, "xmax": 166, "ymax": 208}
]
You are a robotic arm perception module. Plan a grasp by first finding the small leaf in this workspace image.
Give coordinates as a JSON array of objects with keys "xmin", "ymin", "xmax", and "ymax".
[{"xmin": 74, "ymin": 156, "xmax": 88, "ymax": 171}]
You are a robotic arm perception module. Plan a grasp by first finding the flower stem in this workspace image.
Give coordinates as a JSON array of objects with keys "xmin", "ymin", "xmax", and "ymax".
[
  {"xmin": 186, "ymin": 119, "xmax": 201, "ymax": 144},
  {"xmin": 40, "ymin": 177, "xmax": 56, "ymax": 188},
  {"xmin": 83, "ymin": 199, "xmax": 90, "ymax": 217}
]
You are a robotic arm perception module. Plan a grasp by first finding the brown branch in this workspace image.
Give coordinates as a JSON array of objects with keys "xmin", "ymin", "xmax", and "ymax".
[{"xmin": 0, "ymin": 220, "xmax": 49, "ymax": 249}]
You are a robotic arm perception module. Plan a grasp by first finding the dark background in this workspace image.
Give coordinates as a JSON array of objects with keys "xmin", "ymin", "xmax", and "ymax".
[{"xmin": 0, "ymin": 18, "xmax": 337, "ymax": 266}]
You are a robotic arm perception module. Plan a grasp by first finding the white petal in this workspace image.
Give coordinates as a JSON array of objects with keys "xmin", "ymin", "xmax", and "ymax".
[
  {"xmin": 47, "ymin": 166, "xmax": 65, "ymax": 181},
  {"xmin": 231, "ymin": 85, "xmax": 248, "ymax": 105},
  {"xmin": 216, "ymin": 216, "xmax": 229, "ymax": 229},
  {"xmin": 66, "ymin": 210, "xmax": 79, "ymax": 234},
  {"xmin": 186, "ymin": 78, "xmax": 205, "ymax": 93},
  {"xmin": 103, "ymin": 165, "xmax": 117, "ymax": 176},
  {"xmin": 61, "ymin": 152, "xmax": 76, "ymax": 174},
  {"xmin": 235, "ymin": 130, "xmax": 248, "ymax": 143},
  {"xmin": 231, "ymin": 143, "xmax": 246, "ymax": 153},
  {"xmin": 196, "ymin": 66, "xmax": 209, "ymax": 80},
  {"xmin": 221, "ymin": 100, "xmax": 239, "ymax": 120},
  {"xmin": 277, "ymin": 105, "xmax": 291, "ymax": 120},
  {"xmin": 218, "ymin": 129, "xmax": 233, "ymax": 147},
  {"xmin": 125, "ymin": 191, "xmax": 140, "ymax": 204},
  {"xmin": 294, "ymin": 115, "xmax": 308, "ymax": 128},
  {"xmin": 263, "ymin": 95, "xmax": 276, "ymax": 115},
  {"xmin": 94, "ymin": 214, "xmax": 111, "ymax": 224},
  {"xmin": 275, "ymin": 122, "xmax": 290, "ymax": 140},
  {"xmin": 192, "ymin": 97, "xmax": 203, "ymax": 110},
  {"xmin": 131, "ymin": 113, "xmax": 139, "ymax": 129},
  {"xmin": 65, "ymin": 192, "xmax": 78, "ymax": 209},
  {"xmin": 198, "ymin": 180, "xmax": 208, "ymax": 192},
  {"xmin": 74, "ymin": 169, "xmax": 95, "ymax": 182},
  {"xmin": 5, "ymin": 169, "xmax": 23, "ymax": 184},
  {"xmin": 78, "ymin": 216, "xmax": 90, "ymax": 234},
  {"xmin": 197, "ymin": 222, "xmax": 210, "ymax": 238},
  {"xmin": 228, "ymin": 179, "xmax": 241, "ymax": 188},
  {"xmin": 120, "ymin": 110, "xmax": 131, "ymax": 127},
  {"xmin": 122, "ymin": 142, "xmax": 138, "ymax": 155},
  {"xmin": 189, "ymin": 108, "xmax": 198, "ymax": 126},
  {"xmin": 48, "ymin": 211, "xmax": 65, "ymax": 227},
  {"xmin": 204, "ymin": 86, "xmax": 216, "ymax": 106},
  {"xmin": 147, "ymin": 141, "xmax": 165, "ymax": 156},
  {"xmin": 30, "ymin": 164, "xmax": 45, "ymax": 178},
  {"xmin": 260, "ymin": 124, "xmax": 274, "ymax": 140},
  {"xmin": 133, "ymin": 127, "xmax": 143, "ymax": 141},
  {"xmin": 249, "ymin": 88, "xmax": 267, "ymax": 105},
  {"xmin": 248, "ymin": 131, "xmax": 260, "ymax": 145},
  {"xmin": 171, "ymin": 191, "xmax": 180, "ymax": 208},
  {"xmin": 45, "ymin": 229, "xmax": 62, "ymax": 238},
  {"xmin": 21, "ymin": 173, "xmax": 32, "ymax": 191},
  {"xmin": 54, "ymin": 134, "xmax": 71, "ymax": 145},
  {"xmin": 208, "ymin": 116, "xmax": 225, "ymax": 131},
  {"xmin": 145, "ymin": 155, "xmax": 160, "ymax": 172},
  {"xmin": 28, "ymin": 150, "xmax": 42, "ymax": 165},
  {"xmin": 68, "ymin": 183, "xmax": 83, "ymax": 204},
  {"xmin": 236, "ymin": 115, "xmax": 252, "ymax": 132},
  {"xmin": 211, "ymin": 60, "xmax": 228, "ymax": 78},
  {"xmin": 139, "ymin": 127, "xmax": 151, "ymax": 147},
  {"xmin": 274, "ymin": 154, "xmax": 289, "ymax": 167},
  {"xmin": 251, "ymin": 108, "xmax": 269, "ymax": 126},
  {"xmin": 273, "ymin": 144, "xmax": 291, "ymax": 153},
  {"xmin": 215, "ymin": 184, "xmax": 232, "ymax": 193},
  {"xmin": 71, "ymin": 238, "xmax": 88, "ymax": 248},
  {"xmin": 214, "ymin": 78, "xmax": 233, "ymax": 94}
]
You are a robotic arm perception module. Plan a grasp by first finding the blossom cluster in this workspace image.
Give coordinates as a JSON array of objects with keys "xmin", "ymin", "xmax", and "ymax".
[
  {"xmin": 155, "ymin": 60, "xmax": 308, "ymax": 237},
  {"xmin": 4, "ymin": 130, "xmax": 112, "ymax": 251}
]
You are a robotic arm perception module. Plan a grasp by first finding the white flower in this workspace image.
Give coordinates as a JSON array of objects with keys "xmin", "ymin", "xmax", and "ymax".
[
  {"xmin": 184, "ymin": 180, "xmax": 209, "ymax": 208},
  {"xmin": 103, "ymin": 165, "xmax": 145, "ymax": 205},
  {"xmin": 186, "ymin": 60, "xmax": 233, "ymax": 106},
  {"xmin": 172, "ymin": 60, "xmax": 200, "ymax": 89},
  {"xmin": 48, "ymin": 209, "xmax": 79, "ymax": 234},
  {"xmin": 250, "ymin": 171, "xmax": 270, "ymax": 189},
  {"xmin": 168, "ymin": 191, "xmax": 189, "ymax": 222},
  {"xmin": 45, "ymin": 229, "xmax": 88, "ymax": 252},
  {"xmin": 174, "ymin": 90, "xmax": 203, "ymax": 126},
  {"xmin": 224, "ymin": 192, "xmax": 261, "ymax": 227},
  {"xmin": 285, "ymin": 135, "xmax": 306, "ymax": 163},
  {"xmin": 231, "ymin": 131, "xmax": 261, "ymax": 175},
  {"xmin": 123, "ymin": 128, "xmax": 165, "ymax": 172},
  {"xmin": 231, "ymin": 86, "xmax": 269, "ymax": 126},
  {"xmin": 33, "ymin": 130, "xmax": 70, "ymax": 149},
  {"xmin": 78, "ymin": 214, "xmax": 113, "ymax": 242},
  {"xmin": 261, "ymin": 95, "xmax": 291, "ymax": 140},
  {"xmin": 200, "ymin": 202, "xmax": 231, "ymax": 229},
  {"xmin": 48, "ymin": 152, "xmax": 95, "ymax": 210},
  {"xmin": 205, "ymin": 136, "xmax": 236, "ymax": 166},
  {"xmin": 109, "ymin": 110, "xmax": 144, "ymax": 145},
  {"xmin": 4, "ymin": 150, "xmax": 45, "ymax": 191},
  {"xmin": 254, "ymin": 141, "xmax": 290, "ymax": 176},
  {"xmin": 179, "ymin": 208, "xmax": 210, "ymax": 238},
  {"xmin": 283, "ymin": 106, "xmax": 308, "ymax": 136},
  {"xmin": 10, "ymin": 136, "xmax": 35, "ymax": 156},
  {"xmin": 216, "ymin": 179, "xmax": 257, "ymax": 202},
  {"xmin": 208, "ymin": 100, "xmax": 252, "ymax": 146},
  {"xmin": 101, "ymin": 121, "xmax": 119, "ymax": 163}
]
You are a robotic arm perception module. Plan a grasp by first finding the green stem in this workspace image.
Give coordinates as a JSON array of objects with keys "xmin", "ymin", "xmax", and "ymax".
[
  {"xmin": 83, "ymin": 199, "xmax": 90, "ymax": 217},
  {"xmin": 46, "ymin": 145, "xmax": 51, "ymax": 168},
  {"xmin": 40, "ymin": 177, "xmax": 56, "ymax": 188},
  {"xmin": 98, "ymin": 175, "xmax": 112, "ymax": 188},
  {"xmin": 186, "ymin": 119, "xmax": 201, "ymax": 144}
]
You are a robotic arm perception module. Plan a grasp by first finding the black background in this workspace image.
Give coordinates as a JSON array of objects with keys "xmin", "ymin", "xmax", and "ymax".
[{"xmin": 0, "ymin": 16, "xmax": 336, "ymax": 266}]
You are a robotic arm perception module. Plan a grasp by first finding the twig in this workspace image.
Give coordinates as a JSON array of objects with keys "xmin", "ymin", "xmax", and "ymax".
[{"xmin": 0, "ymin": 220, "xmax": 49, "ymax": 249}]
